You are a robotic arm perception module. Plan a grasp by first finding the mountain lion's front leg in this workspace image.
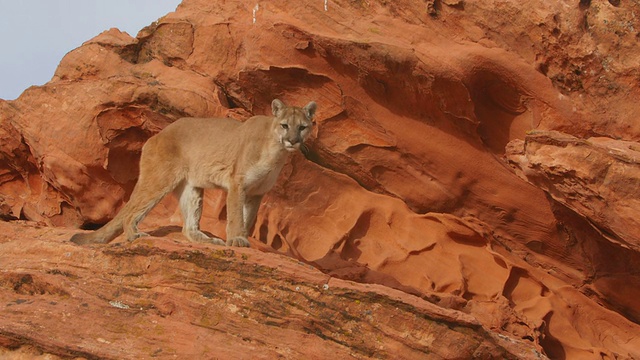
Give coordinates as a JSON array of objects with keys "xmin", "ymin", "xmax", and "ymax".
[
  {"xmin": 243, "ymin": 195, "xmax": 263, "ymax": 236},
  {"xmin": 225, "ymin": 184, "xmax": 251, "ymax": 247}
]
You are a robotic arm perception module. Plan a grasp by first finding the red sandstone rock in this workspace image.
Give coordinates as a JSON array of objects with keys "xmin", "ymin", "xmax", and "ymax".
[
  {"xmin": 0, "ymin": 221, "xmax": 543, "ymax": 359},
  {"xmin": 506, "ymin": 130, "xmax": 640, "ymax": 324},
  {"xmin": 1, "ymin": 0, "xmax": 640, "ymax": 358}
]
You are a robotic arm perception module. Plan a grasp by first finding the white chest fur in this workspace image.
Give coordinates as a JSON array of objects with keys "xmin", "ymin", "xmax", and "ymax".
[{"xmin": 243, "ymin": 158, "xmax": 286, "ymax": 196}]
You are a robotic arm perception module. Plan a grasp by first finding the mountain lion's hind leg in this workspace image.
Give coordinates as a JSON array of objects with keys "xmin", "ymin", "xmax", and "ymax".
[
  {"xmin": 122, "ymin": 181, "xmax": 174, "ymax": 241},
  {"xmin": 176, "ymin": 182, "xmax": 225, "ymax": 245},
  {"xmin": 122, "ymin": 139, "xmax": 182, "ymax": 242}
]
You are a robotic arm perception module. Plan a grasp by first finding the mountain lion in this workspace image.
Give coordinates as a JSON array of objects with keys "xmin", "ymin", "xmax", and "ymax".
[{"xmin": 70, "ymin": 99, "xmax": 317, "ymax": 247}]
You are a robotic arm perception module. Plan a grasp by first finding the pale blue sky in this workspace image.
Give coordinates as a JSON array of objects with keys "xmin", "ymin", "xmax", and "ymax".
[{"xmin": 0, "ymin": 1, "xmax": 182, "ymax": 100}]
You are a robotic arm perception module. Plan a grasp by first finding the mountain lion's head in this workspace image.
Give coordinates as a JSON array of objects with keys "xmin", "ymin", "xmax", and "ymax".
[{"xmin": 271, "ymin": 99, "xmax": 316, "ymax": 152}]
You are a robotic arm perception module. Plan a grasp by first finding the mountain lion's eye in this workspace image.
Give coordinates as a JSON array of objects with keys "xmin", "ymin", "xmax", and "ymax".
[
  {"xmin": 281, "ymin": 123, "xmax": 289, "ymax": 130},
  {"xmin": 299, "ymin": 125, "xmax": 307, "ymax": 131}
]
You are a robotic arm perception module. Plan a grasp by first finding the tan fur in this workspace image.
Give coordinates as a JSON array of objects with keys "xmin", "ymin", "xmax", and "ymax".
[{"xmin": 70, "ymin": 99, "xmax": 317, "ymax": 247}]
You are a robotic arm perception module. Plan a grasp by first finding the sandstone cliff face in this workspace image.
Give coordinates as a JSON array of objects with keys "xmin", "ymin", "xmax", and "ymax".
[{"xmin": 1, "ymin": 0, "xmax": 639, "ymax": 359}]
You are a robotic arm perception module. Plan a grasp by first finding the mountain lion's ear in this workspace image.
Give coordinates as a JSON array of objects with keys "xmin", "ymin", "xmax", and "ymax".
[
  {"xmin": 303, "ymin": 101, "xmax": 317, "ymax": 120},
  {"xmin": 272, "ymin": 99, "xmax": 286, "ymax": 116}
]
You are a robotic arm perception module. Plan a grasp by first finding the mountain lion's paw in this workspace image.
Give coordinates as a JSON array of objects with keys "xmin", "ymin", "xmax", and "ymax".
[{"xmin": 227, "ymin": 236, "xmax": 250, "ymax": 247}]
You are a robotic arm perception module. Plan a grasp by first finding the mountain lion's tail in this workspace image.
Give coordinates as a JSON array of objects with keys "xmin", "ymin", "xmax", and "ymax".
[{"xmin": 69, "ymin": 210, "xmax": 126, "ymax": 245}]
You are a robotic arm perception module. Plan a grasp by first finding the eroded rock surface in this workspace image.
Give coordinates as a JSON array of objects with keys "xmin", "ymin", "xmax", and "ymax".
[
  {"xmin": 0, "ymin": 221, "xmax": 543, "ymax": 360},
  {"xmin": 506, "ymin": 130, "xmax": 640, "ymax": 325},
  {"xmin": 1, "ymin": 0, "xmax": 640, "ymax": 358}
]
